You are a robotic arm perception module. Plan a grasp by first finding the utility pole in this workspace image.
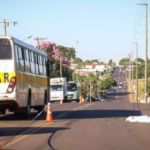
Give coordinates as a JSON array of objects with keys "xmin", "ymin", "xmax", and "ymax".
[
  {"xmin": 129, "ymin": 53, "xmax": 134, "ymax": 97},
  {"xmin": 76, "ymin": 41, "xmax": 79, "ymax": 57},
  {"xmin": 132, "ymin": 53, "xmax": 134, "ymax": 97},
  {"xmin": 90, "ymin": 80, "xmax": 92, "ymax": 102},
  {"xmin": 84, "ymin": 80, "xmax": 86, "ymax": 100},
  {"xmin": 0, "ymin": 19, "xmax": 17, "ymax": 36},
  {"xmin": 99, "ymin": 81, "xmax": 101, "ymax": 99},
  {"xmin": 137, "ymin": 3, "xmax": 148, "ymax": 103},
  {"xmin": 34, "ymin": 37, "xmax": 48, "ymax": 49},
  {"xmin": 128, "ymin": 55, "xmax": 131, "ymax": 90},
  {"xmin": 60, "ymin": 57, "xmax": 62, "ymax": 77},
  {"xmin": 132, "ymin": 42, "xmax": 138, "ymax": 103}
]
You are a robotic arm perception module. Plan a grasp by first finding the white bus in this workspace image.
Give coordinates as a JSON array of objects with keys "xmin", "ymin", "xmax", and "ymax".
[{"xmin": 0, "ymin": 36, "xmax": 50, "ymax": 118}]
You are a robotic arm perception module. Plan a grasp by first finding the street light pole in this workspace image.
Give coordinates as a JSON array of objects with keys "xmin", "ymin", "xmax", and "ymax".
[
  {"xmin": 128, "ymin": 55, "xmax": 131, "ymax": 90},
  {"xmin": 132, "ymin": 53, "xmax": 134, "ymax": 97},
  {"xmin": 129, "ymin": 53, "xmax": 134, "ymax": 97},
  {"xmin": 90, "ymin": 80, "xmax": 92, "ymax": 102},
  {"xmin": 132, "ymin": 42, "xmax": 138, "ymax": 103},
  {"xmin": 137, "ymin": 3, "xmax": 148, "ymax": 103}
]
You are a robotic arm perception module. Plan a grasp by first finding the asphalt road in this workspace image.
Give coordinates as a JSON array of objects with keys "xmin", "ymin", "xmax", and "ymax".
[{"xmin": 1, "ymin": 67, "xmax": 150, "ymax": 150}]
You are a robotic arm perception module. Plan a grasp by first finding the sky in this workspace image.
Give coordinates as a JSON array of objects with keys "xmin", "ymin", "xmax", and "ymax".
[{"xmin": 0, "ymin": 0, "xmax": 149, "ymax": 64}]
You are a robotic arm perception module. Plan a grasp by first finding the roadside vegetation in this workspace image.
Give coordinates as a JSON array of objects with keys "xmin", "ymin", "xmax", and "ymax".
[
  {"xmin": 72, "ymin": 72, "xmax": 117, "ymax": 101},
  {"xmin": 39, "ymin": 41, "xmax": 117, "ymax": 100},
  {"xmin": 120, "ymin": 57, "xmax": 150, "ymax": 100}
]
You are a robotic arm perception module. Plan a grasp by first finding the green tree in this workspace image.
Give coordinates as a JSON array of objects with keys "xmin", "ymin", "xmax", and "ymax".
[
  {"xmin": 74, "ymin": 57, "xmax": 83, "ymax": 67},
  {"xmin": 74, "ymin": 57, "xmax": 83, "ymax": 63},
  {"xmin": 72, "ymin": 72, "xmax": 116, "ymax": 100},
  {"xmin": 67, "ymin": 47, "xmax": 76, "ymax": 60},
  {"xmin": 84, "ymin": 60, "xmax": 91, "ymax": 65},
  {"xmin": 119, "ymin": 57, "xmax": 129, "ymax": 66},
  {"xmin": 126, "ymin": 62, "xmax": 150, "ymax": 79},
  {"xmin": 135, "ymin": 58, "xmax": 145, "ymax": 64},
  {"xmin": 101, "ymin": 77, "xmax": 117, "ymax": 89},
  {"xmin": 100, "ymin": 61, "xmax": 104, "ymax": 64},
  {"xmin": 108, "ymin": 59, "xmax": 113, "ymax": 65},
  {"xmin": 56, "ymin": 45, "xmax": 76, "ymax": 60},
  {"xmin": 91, "ymin": 59, "xmax": 99, "ymax": 63}
]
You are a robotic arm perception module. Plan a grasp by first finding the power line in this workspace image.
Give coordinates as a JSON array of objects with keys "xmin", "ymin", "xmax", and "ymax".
[
  {"xmin": 0, "ymin": 16, "xmax": 34, "ymax": 37},
  {"xmin": 0, "ymin": 26, "xmax": 23, "ymax": 39},
  {"xmin": 0, "ymin": 16, "xmax": 31, "ymax": 38},
  {"xmin": 0, "ymin": 16, "xmax": 40, "ymax": 41},
  {"xmin": 17, "ymin": 23, "xmax": 35, "ymax": 37},
  {"xmin": 0, "ymin": 19, "xmax": 17, "ymax": 36},
  {"xmin": 8, "ymin": 26, "xmax": 27, "ymax": 38}
]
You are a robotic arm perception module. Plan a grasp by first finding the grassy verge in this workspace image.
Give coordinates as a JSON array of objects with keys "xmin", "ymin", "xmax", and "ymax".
[{"xmin": 127, "ymin": 78, "xmax": 150, "ymax": 103}]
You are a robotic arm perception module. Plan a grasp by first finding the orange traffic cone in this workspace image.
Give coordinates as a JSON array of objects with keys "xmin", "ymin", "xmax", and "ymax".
[
  {"xmin": 79, "ymin": 96, "xmax": 83, "ymax": 104},
  {"xmin": 45, "ymin": 103, "xmax": 53, "ymax": 122},
  {"xmin": 60, "ymin": 99, "xmax": 63, "ymax": 105}
]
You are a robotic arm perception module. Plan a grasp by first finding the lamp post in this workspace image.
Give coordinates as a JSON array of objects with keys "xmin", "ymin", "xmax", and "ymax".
[
  {"xmin": 128, "ymin": 53, "xmax": 133, "ymax": 97},
  {"xmin": 128, "ymin": 54, "xmax": 131, "ymax": 90},
  {"xmin": 131, "ymin": 42, "xmax": 138, "ymax": 103}
]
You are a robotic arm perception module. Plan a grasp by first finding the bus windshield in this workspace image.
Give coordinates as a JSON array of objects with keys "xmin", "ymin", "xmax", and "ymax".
[
  {"xmin": 67, "ymin": 84, "xmax": 77, "ymax": 92},
  {"xmin": 50, "ymin": 85, "xmax": 63, "ymax": 91},
  {"xmin": 0, "ymin": 39, "xmax": 12, "ymax": 59}
]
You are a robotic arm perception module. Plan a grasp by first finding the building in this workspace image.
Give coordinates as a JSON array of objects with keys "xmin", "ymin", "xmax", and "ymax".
[
  {"xmin": 74, "ymin": 63, "xmax": 108, "ymax": 76},
  {"xmin": 74, "ymin": 68, "xmax": 98, "ymax": 76},
  {"xmin": 69, "ymin": 60, "xmax": 108, "ymax": 76}
]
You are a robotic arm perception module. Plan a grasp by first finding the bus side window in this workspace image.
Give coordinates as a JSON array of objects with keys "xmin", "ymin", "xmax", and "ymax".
[
  {"xmin": 38, "ymin": 55, "xmax": 44, "ymax": 76},
  {"xmin": 18, "ymin": 46, "xmax": 24, "ymax": 72},
  {"xmin": 24, "ymin": 49, "xmax": 30, "ymax": 73},
  {"xmin": 30, "ymin": 51, "xmax": 35, "ymax": 74},
  {"xmin": 14, "ymin": 45, "xmax": 19, "ymax": 71},
  {"xmin": 43, "ymin": 57, "xmax": 46, "ymax": 76},
  {"xmin": 34, "ymin": 53, "xmax": 39, "ymax": 75}
]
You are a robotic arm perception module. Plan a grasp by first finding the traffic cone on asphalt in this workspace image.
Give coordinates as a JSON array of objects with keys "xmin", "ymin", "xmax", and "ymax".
[
  {"xmin": 45, "ymin": 103, "xmax": 53, "ymax": 122},
  {"xmin": 79, "ymin": 96, "xmax": 83, "ymax": 104},
  {"xmin": 60, "ymin": 99, "xmax": 63, "ymax": 105}
]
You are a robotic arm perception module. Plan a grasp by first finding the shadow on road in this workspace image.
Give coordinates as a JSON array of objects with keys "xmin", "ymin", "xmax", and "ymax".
[
  {"xmin": 55, "ymin": 109, "xmax": 142, "ymax": 120},
  {"xmin": 0, "ymin": 110, "xmax": 69, "ymax": 121},
  {"xmin": 0, "ymin": 109, "xmax": 142, "ymax": 121},
  {"xmin": 0, "ymin": 126, "xmax": 68, "ymax": 137}
]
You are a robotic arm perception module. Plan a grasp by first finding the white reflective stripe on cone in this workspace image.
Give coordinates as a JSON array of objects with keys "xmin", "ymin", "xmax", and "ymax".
[{"xmin": 47, "ymin": 111, "xmax": 52, "ymax": 114}]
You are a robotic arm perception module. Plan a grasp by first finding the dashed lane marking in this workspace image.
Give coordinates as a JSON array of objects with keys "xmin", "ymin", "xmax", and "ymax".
[
  {"xmin": 0, "ymin": 122, "xmax": 18, "ymax": 127},
  {"xmin": 2, "ymin": 121, "xmax": 46, "ymax": 148}
]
